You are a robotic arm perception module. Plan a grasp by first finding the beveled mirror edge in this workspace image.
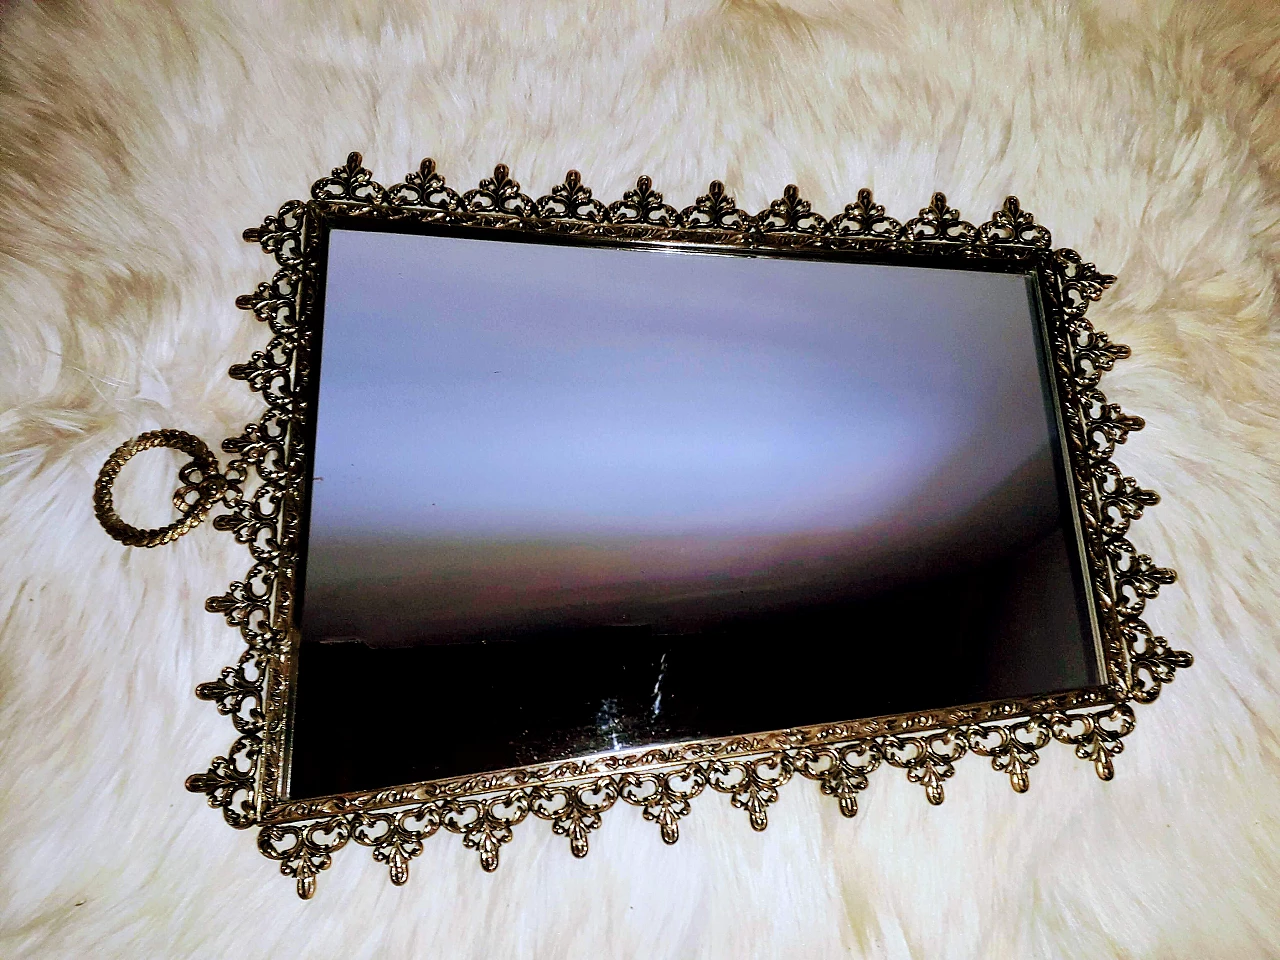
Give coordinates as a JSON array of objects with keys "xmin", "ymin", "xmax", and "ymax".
[{"xmin": 173, "ymin": 153, "xmax": 1192, "ymax": 899}]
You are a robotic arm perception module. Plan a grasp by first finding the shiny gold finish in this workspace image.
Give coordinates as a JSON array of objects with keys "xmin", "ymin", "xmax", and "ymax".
[
  {"xmin": 93, "ymin": 429, "xmax": 231, "ymax": 547},
  {"xmin": 92, "ymin": 153, "xmax": 1193, "ymax": 898}
]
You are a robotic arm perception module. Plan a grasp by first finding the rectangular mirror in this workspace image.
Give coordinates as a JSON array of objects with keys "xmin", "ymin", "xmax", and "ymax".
[
  {"xmin": 145, "ymin": 157, "xmax": 1187, "ymax": 897},
  {"xmin": 289, "ymin": 225, "xmax": 1100, "ymax": 799}
]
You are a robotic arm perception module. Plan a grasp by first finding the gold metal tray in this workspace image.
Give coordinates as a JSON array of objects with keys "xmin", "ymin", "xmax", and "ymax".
[{"xmin": 94, "ymin": 154, "xmax": 1191, "ymax": 898}]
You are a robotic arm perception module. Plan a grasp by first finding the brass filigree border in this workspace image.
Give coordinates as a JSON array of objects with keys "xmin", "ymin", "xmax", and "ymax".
[{"xmin": 156, "ymin": 153, "xmax": 1193, "ymax": 898}]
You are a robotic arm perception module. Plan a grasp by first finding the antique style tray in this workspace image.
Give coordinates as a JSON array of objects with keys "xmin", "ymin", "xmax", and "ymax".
[{"xmin": 94, "ymin": 154, "xmax": 1192, "ymax": 898}]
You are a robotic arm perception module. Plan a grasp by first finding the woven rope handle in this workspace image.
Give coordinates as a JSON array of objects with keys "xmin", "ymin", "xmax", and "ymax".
[{"xmin": 93, "ymin": 429, "xmax": 227, "ymax": 547}]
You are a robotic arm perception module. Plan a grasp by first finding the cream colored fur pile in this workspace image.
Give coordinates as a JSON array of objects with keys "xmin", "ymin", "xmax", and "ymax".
[{"xmin": 1, "ymin": 1, "xmax": 1278, "ymax": 957}]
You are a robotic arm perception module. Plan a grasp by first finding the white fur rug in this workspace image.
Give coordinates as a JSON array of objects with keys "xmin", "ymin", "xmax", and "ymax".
[{"xmin": 2, "ymin": 1, "xmax": 1278, "ymax": 957}]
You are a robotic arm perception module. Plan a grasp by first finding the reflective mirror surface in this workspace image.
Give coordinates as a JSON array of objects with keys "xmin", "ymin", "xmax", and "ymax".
[{"xmin": 289, "ymin": 228, "xmax": 1100, "ymax": 799}]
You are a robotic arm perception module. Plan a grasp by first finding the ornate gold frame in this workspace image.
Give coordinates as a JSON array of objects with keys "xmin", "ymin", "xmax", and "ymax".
[{"xmin": 94, "ymin": 153, "xmax": 1192, "ymax": 898}]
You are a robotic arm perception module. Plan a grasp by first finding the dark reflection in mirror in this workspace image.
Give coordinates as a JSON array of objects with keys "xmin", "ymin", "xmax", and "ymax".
[{"xmin": 289, "ymin": 229, "xmax": 1098, "ymax": 800}]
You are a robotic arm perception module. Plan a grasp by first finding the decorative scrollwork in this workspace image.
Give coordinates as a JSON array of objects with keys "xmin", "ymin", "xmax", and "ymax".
[
  {"xmin": 757, "ymin": 184, "xmax": 827, "ymax": 235},
  {"xmin": 608, "ymin": 175, "xmax": 679, "ymax": 226},
  {"xmin": 829, "ymin": 188, "xmax": 902, "ymax": 238},
  {"xmin": 1050, "ymin": 703, "xmax": 1137, "ymax": 781},
  {"xmin": 352, "ymin": 804, "xmax": 442, "ymax": 886},
  {"xmin": 204, "ymin": 561, "xmax": 277, "ymax": 647},
  {"xmin": 142, "ymin": 154, "xmax": 1193, "ymax": 896},
  {"xmin": 966, "ymin": 717, "xmax": 1052, "ymax": 794},
  {"xmin": 980, "ymin": 196, "xmax": 1052, "ymax": 248},
  {"xmin": 310, "ymin": 151, "xmax": 386, "ymax": 206},
  {"xmin": 620, "ymin": 766, "xmax": 708, "ymax": 844},
  {"xmin": 442, "ymin": 793, "xmax": 530, "ymax": 873},
  {"xmin": 241, "ymin": 200, "xmax": 306, "ymax": 263},
  {"xmin": 680, "ymin": 180, "xmax": 750, "ymax": 230},
  {"xmin": 258, "ymin": 817, "xmax": 352, "ymax": 900},
  {"xmin": 536, "ymin": 169, "xmax": 608, "ymax": 222},
  {"xmin": 462, "ymin": 164, "xmax": 535, "ymax": 218},
  {"xmin": 795, "ymin": 741, "xmax": 882, "ymax": 818},
  {"xmin": 1128, "ymin": 621, "xmax": 1195, "ymax": 704},
  {"xmin": 530, "ymin": 778, "xmax": 619, "ymax": 858},
  {"xmin": 184, "ymin": 733, "xmax": 260, "ymax": 829},
  {"xmin": 194, "ymin": 650, "xmax": 264, "ymax": 734},
  {"xmin": 1080, "ymin": 387, "xmax": 1147, "ymax": 459},
  {"xmin": 707, "ymin": 755, "xmax": 793, "ymax": 831},
  {"xmin": 905, "ymin": 191, "xmax": 978, "ymax": 242},
  {"xmin": 387, "ymin": 157, "xmax": 459, "ymax": 211},
  {"xmin": 882, "ymin": 729, "xmax": 968, "ymax": 805},
  {"xmin": 1055, "ymin": 249, "xmax": 1116, "ymax": 317},
  {"xmin": 1108, "ymin": 536, "xmax": 1178, "ymax": 621},
  {"xmin": 1093, "ymin": 461, "xmax": 1159, "ymax": 539}
]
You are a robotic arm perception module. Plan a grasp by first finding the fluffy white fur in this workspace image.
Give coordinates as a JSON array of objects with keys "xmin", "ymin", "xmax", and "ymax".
[{"xmin": 1, "ymin": 1, "xmax": 1278, "ymax": 956}]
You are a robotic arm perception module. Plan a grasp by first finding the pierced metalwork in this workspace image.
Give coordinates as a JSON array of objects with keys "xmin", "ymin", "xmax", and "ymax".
[{"xmin": 92, "ymin": 153, "xmax": 1193, "ymax": 898}]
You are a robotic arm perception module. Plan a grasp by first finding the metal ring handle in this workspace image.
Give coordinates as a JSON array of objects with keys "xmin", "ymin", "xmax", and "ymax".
[{"xmin": 93, "ymin": 429, "xmax": 226, "ymax": 547}]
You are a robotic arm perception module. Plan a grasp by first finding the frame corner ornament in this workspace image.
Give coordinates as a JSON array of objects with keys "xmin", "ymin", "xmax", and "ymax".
[{"xmin": 93, "ymin": 152, "xmax": 1193, "ymax": 897}]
